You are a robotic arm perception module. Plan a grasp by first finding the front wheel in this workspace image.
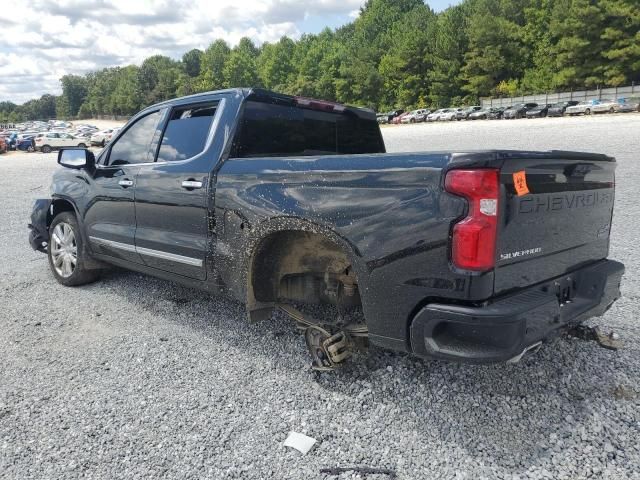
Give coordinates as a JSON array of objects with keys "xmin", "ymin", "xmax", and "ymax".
[
  {"xmin": 585, "ymin": 109, "xmax": 591, "ymax": 115},
  {"xmin": 48, "ymin": 212, "xmax": 100, "ymax": 286}
]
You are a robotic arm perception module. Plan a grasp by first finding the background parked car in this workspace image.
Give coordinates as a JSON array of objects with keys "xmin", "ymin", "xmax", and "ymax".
[
  {"xmin": 392, "ymin": 112, "xmax": 411, "ymax": 124},
  {"xmin": 503, "ymin": 103, "xmax": 538, "ymax": 119},
  {"xmin": 547, "ymin": 101, "xmax": 579, "ymax": 117},
  {"xmin": 468, "ymin": 108, "xmax": 491, "ymax": 120},
  {"xmin": 590, "ymin": 99, "xmax": 620, "ymax": 114},
  {"xmin": 439, "ymin": 108, "xmax": 460, "ymax": 121},
  {"xmin": 35, "ymin": 132, "xmax": 89, "ymax": 153},
  {"xmin": 525, "ymin": 104, "xmax": 553, "ymax": 118},
  {"xmin": 414, "ymin": 109, "xmax": 431, "ymax": 122},
  {"xmin": 565, "ymin": 99, "xmax": 599, "ymax": 116},
  {"xmin": 401, "ymin": 109, "xmax": 430, "ymax": 123},
  {"xmin": 0, "ymin": 136, "xmax": 6, "ymax": 154},
  {"xmin": 427, "ymin": 109, "xmax": 446, "ymax": 122},
  {"xmin": 17, "ymin": 136, "xmax": 36, "ymax": 152},
  {"xmin": 384, "ymin": 109, "xmax": 404, "ymax": 123},
  {"xmin": 456, "ymin": 106, "xmax": 482, "ymax": 120},
  {"xmin": 616, "ymin": 97, "xmax": 640, "ymax": 112},
  {"xmin": 487, "ymin": 107, "xmax": 506, "ymax": 120}
]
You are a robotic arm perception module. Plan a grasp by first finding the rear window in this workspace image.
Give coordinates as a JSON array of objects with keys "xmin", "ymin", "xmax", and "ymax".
[
  {"xmin": 157, "ymin": 103, "xmax": 218, "ymax": 162},
  {"xmin": 232, "ymin": 100, "xmax": 384, "ymax": 158}
]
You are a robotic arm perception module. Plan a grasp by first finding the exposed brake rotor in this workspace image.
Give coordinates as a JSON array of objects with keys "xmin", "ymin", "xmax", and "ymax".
[
  {"xmin": 278, "ymin": 303, "xmax": 364, "ymax": 371},
  {"xmin": 304, "ymin": 325, "xmax": 354, "ymax": 371}
]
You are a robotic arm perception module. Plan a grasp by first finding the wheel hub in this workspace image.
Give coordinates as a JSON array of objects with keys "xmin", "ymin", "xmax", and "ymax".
[{"xmin": 50, "ymin": 222, "xmax": 77, "ymax": 278}]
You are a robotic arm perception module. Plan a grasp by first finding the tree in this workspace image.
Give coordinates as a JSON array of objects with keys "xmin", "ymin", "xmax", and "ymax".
[
  {"xmin": 520, "ymin": 0, "xmax": 556, "ymax": 92},
  {"xmin": 182, "ymin": 48, "xmax": 203, "ymax": 78},
  {"xmin": 223, "ymin": 37, "xmax": 260, "ymax": 87},
  {"xmin": 460, "ymin": 0, "xmax": 528, "ymax": 100},
  {"xmin": 258, "ymin": 36, "xmax": 296, "ymax": 90},
  {"xmin": 428, "ymin": 5, "xmax": 468, "ymax": 107},
  {"xmin": 599, "ymin": 0, "xmax": 640, "ymax": 86},
  {"xmin": 198, "ymin": 40, "xmax": 231, "ymax": 92},
  {"xmin": 550, "ymin": 0, "xmax": 608, "ymax": 88},
  {"xmin": 60, "ymin": 74, "xmax": 88, "ymax": 117},
  {"xmin": 138, "ymin": 55, "xmax": 180, "ymax": 104}
]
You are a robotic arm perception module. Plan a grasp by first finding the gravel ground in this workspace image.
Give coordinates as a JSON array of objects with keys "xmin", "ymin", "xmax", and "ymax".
[{"xmin": 1, "ymin": 114, "xmax": 639, "ymax": 480}]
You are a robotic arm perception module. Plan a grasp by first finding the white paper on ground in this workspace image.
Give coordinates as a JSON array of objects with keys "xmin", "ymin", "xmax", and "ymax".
[{"xmin": 283, "ymin": 431, "xmax": 317, "ymax": 454}]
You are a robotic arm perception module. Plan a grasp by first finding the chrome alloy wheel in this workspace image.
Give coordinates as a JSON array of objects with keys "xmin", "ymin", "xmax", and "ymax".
[{"xmin": 50, "ymin": 222, "xmax": 77, "ymax": 278}]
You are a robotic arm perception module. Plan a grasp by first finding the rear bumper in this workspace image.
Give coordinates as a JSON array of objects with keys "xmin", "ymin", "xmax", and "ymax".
[{"xmin": 409, "ymin": 260, "xmax": 624, "ymax": 363}]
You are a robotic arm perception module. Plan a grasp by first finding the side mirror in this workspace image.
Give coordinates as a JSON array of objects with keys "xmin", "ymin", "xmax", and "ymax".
[{"xmin": 58, "ymin": 148, "xmax": 95, "ymax": 170}]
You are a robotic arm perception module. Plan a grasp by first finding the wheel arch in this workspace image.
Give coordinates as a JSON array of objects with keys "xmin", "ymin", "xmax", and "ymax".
[
  {"xmin": 47, "ymin": 197, "xmax": 80, "ymax": 228},
  {"xmin": 244, "ymin": 218, "xmax": 364, "ymax": 322}
]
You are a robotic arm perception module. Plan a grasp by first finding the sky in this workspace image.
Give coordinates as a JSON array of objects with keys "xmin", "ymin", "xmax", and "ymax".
[{"xmin": 0, "ymin": 0, "xmax": 460, "ymax": 104}]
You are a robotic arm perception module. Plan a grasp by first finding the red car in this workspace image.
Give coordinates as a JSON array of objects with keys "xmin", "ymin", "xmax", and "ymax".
[
  {"xmin": 392, "ymin": 112, "xmax": 410, "ymax": 124},
  {"xmin": 0, "ymin": 136, "xmax": 8, "ymax": 154}
]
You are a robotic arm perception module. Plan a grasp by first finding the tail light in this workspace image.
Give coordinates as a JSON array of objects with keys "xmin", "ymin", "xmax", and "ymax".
[
  {"xmin": 444, "ymin": 169, "xmax": 500, "ymax": 271},
  {"xmin": 294, "ymin": 96, "xmax": 346, "ymax": 112}
]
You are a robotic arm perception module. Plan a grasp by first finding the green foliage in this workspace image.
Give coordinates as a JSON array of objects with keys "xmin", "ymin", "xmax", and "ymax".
[
  {"xmin": 599, "ymin": 0, "xmax": 640, "ymax": 86},
  {"xmin": 7, "ymin": 0, "xmax": 640, "ymax": 120},
  {"xmin": 198, "ymin": 40, "xmax": 231, "ymax": 91},
  {"xmin": 60, "ymin": 75, "xmax": 88, "ymax": 116},
  {"xmin": 182, "ymin": 49, "xmax": 203, "ymax": 78},
  {"xmin": 223, "ymin": 37, "xmax": 261, "ymax": 88}
]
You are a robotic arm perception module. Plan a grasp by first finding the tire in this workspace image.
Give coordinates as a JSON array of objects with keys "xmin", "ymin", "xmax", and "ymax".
[
  {"xmin": 27, "ymin": 145, "xmax": 34, "ymax": 152},
  {"xmin": 585, "ymin": 109, "xmax": 591, "ymax": 115},
  {"xmin": 48, "ymin": 212, "xmax": 100, "ymax": 286},
  {"xmin": 410, "ymin": 118, "xmax": 415, "ymax": 123},
  {"xmin": 609, "ymin": 107, "xmax": 614, "ymax": 114},
  {"xmin": 77, "ymin": 143, "xmax": 86, "ymax": 148},
  {"xmin": 41, "ymin": 145, "xmax": 52, "ymax": 153},
  {"xmin": 101, "ymin": 139, "xmax": 106, "ymax": 147}
]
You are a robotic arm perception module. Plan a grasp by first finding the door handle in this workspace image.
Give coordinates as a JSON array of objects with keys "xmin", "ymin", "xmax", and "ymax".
[
  {"xmin": 118, "ymin": 179, "xmax": 134, "ymax": 188},
  {"xmin": 181, "ymin": 180, "xmax": 203, "ymax": 190}
]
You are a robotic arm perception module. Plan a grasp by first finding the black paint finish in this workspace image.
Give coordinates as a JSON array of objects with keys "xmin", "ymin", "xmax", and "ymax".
[{"xmin": 29, "ymin": 88, "xmax": 625, "ymax": 362}]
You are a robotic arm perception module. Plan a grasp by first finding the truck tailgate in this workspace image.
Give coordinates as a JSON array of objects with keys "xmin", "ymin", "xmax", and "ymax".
[{"xmin": 495, "ymin": 153, "xmax": 615, "ymax": 295}]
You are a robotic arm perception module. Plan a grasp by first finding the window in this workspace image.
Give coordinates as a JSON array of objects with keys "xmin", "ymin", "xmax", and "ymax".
[
  {"xmin": 232, "ymin": 100, "xmax": 384, "ymax": 158},
  {"xmin": 156, "ymin": 103, "xmax": 218, "ymax": 162},
  {"xmin": 108, "ymin": 110, "xmax": 163, "ymax": 166}
]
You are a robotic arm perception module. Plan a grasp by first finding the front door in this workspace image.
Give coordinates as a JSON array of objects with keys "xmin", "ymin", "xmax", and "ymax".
[
  {"xmin": 134, "ymin": 101, "xmax": 222, "ymax": 280},
  {"xmin": 85, "ymin": 109, "xmax": 165, "ymax": 263}
]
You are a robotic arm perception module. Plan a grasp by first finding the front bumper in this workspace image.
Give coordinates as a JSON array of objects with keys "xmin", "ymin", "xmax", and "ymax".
[
  {"xmin": 28, "ymin": 198, "xmax": 51, "ymax": 252},
  {"xmin": 409, "ymin": 260, "xmax": 624, "ymax": 363}
]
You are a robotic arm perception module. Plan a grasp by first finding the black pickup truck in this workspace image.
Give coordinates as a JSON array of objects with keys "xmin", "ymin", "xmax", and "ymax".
[{"xmin": 28, "ymin": 88, "xmax": 624, "ymax": 369}]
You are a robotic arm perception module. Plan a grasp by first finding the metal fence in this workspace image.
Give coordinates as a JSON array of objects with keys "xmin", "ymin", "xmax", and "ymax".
[{"xmin": 480, "ymin": 84, "xmax": 640, "ymax": 108}]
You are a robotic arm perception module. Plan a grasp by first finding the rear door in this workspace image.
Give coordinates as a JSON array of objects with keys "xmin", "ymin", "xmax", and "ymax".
[
  {"xmin": 133, "ymin": 99, "xmax": 224, "ymax": 280},
  {"xmin": 495, "ymin": 153, "xmax": 616, "ymax": 294}
]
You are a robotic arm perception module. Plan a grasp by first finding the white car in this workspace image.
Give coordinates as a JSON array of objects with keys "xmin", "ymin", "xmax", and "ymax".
[
  {"xmin": 401, "ymin": 109, "xmax": 429, "ymax": 124},
  {"xmin": 439, "ymin": 108, "xmax": 462, "ymax": 121},
  {"xmin": 90, "ymin": 128, "xmax": 120, "ymax": 147},
  {"xmin": 35, "ymin": 132, "xmax": 90, "ymax": 153},
  {"xmin": 427, "ymin": 109, "xmax": 448, "ymax": 122},
  {"xmin": 565, "ymin": 101, "xmax": 594, "ymax": 116},
  {"xmin": 590, "ymin": 99, "xmax": 620, "ymax": 114}
]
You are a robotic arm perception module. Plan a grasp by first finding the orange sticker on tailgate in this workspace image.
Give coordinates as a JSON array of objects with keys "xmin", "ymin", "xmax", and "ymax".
[{"xmin": 513, "ymin": 170, "xmax": 530, "ymax": 196}]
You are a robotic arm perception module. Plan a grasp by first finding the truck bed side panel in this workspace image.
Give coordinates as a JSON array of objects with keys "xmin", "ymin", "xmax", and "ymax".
[{"xmin": 214, "ymin": 153, "xmax": 482, "ymax": 349}]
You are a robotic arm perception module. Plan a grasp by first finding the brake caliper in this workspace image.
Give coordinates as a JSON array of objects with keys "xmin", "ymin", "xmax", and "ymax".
[{"xmin": 304, "ymin": 325, "xmax": 354, "ymax": 371}]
